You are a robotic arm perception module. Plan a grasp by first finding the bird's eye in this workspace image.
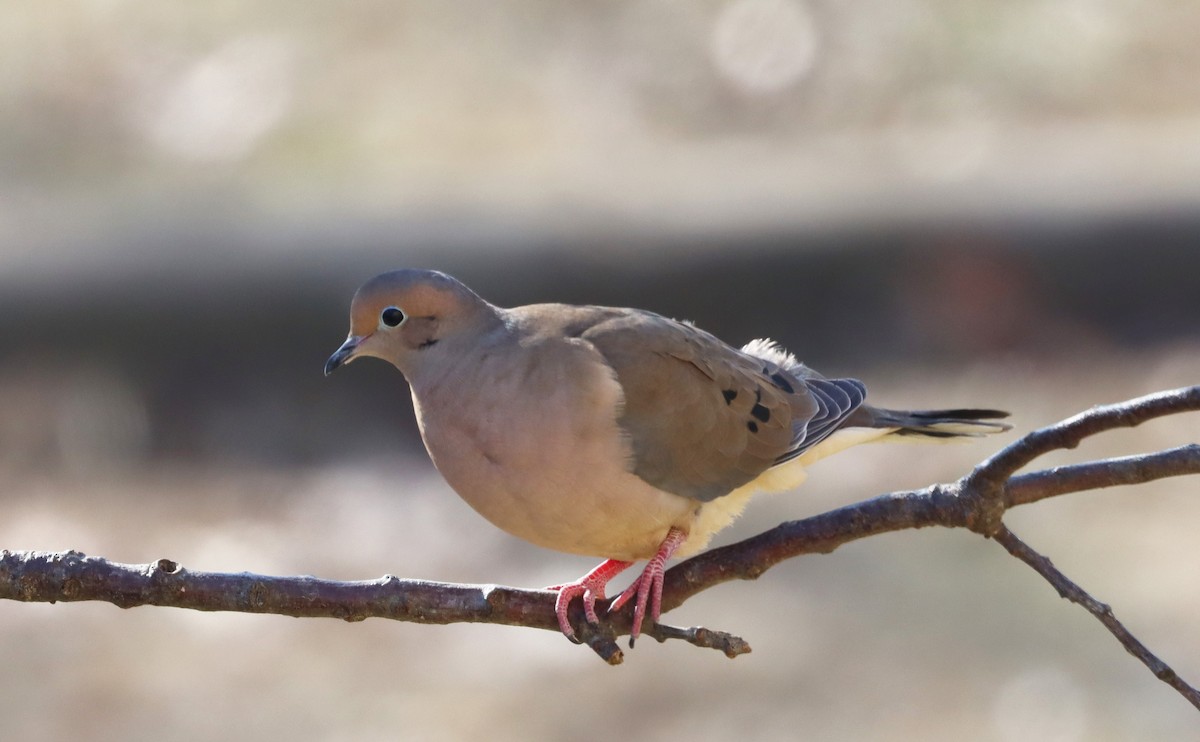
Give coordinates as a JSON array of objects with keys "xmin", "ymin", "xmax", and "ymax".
[{"xmin": 380, "ymin": 306, "xmax": 406, "ymax": 328}]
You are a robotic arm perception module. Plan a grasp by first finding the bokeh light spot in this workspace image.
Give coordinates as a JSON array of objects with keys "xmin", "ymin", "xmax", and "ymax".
[{"xmin": 710, "ymin": 0, "xmax": 819, "ymax": 93}]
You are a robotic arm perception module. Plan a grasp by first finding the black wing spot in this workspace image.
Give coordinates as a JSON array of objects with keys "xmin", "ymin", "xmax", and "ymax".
[
  {"xmin": 722, "ymin": 389, "xmax": 738, "ymax": 405},
  {"xmin": 768, "ymin": 371, "xmax": 795, "ymax": 394},
  {"xmin": 749, "ymin": 388, "xmax": 770, "ymax": 421},
  {"xmin": 747, "ymin": 421, "xmax": 759, "ymax": 433}
]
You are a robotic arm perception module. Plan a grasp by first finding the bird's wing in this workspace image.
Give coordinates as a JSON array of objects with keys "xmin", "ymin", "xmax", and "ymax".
[{"xmin": 576, "ymin": 308, "xmax": 865, "ymax": 502}]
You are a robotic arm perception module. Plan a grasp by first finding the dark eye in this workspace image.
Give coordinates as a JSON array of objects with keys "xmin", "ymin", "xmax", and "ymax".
[{"xmin": 380, "ymin": 306, "xmax": 406, "ymax": 327}]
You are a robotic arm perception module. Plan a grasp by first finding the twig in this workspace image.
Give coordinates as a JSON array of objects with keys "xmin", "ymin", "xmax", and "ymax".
[
  {"xmin": 965, "ymin": 386, "xmax": 1200, "ymax": 499},
  {"xmin": 648, "ymin": 624, "xmax": 752, "ymax": 658},
  {"xmin": 993, "ymin": 525, "xmax": 1200, "ymax": 711},
  {"xmin": 1004, "ymin": 444, "xmax": 1200, "ymax": 507}
]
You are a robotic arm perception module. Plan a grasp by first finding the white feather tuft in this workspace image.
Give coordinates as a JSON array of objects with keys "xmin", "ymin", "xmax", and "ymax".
[{"xmin": 741, "ymin": 337, "xmax": 801, "ymax": 370}]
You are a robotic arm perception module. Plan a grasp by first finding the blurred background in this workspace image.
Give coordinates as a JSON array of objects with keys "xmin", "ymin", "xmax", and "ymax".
[{"xmin": 3, "ymin": 0, "xmax": 1199, "ymax": 739}]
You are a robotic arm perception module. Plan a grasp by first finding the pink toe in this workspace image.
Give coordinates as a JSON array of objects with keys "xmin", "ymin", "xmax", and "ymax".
[{"xmin": 548, "ymin": 558, "xmax": 634, "ymax": 639}]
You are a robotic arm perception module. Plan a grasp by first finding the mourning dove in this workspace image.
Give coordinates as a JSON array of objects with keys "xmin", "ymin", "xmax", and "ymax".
[{"xmin": 324, "ymin": 269, "xmax": 1010, "ymax": 642}]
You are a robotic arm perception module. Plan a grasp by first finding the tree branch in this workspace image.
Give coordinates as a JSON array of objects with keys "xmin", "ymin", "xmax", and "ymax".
[
  {"xmin": 2, "ymin": 386, "xmax": 1198, "ymax": 704},
  {"xmin": 993, "ymin": 525, "xmax": 1200, "ymax": 711},
  {"xmin": 964, "ymin": 386, "xmax": 1200, "ymax": 502},
  {"xmin": 1004, "ymin": 444, "xmax": 1200, "ymax": 507}
]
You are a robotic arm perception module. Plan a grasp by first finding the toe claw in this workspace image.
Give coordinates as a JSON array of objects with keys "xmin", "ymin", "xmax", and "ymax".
[
  {"xmin": 549, "ymin": 558, "xmax": 634, "ymax": 641},
  {"xmin": 546, "ymin": 534, "xmax": 684, "ymax": 646}
]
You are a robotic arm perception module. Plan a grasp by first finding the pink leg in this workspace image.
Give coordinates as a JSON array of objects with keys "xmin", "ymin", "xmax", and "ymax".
[
  {"xmin": 546, "ymin": 558, "xmax": 633, "ymax": 641},
  {"xmin": 608, "ymin": 527, "xmax": 687, "ymax": 643}
]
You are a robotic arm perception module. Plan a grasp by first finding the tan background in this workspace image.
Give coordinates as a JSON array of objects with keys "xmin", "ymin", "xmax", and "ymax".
[{"xmin": 3, "ymin": 1, "xmax": 1200, "ymax": 740}]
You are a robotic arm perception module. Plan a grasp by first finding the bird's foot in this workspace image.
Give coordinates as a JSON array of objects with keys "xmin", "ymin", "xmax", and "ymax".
[
  {"xmin": 608, "ymin": 527, "xmax": 687, "ymax": 645},
  {"xmin": 546, "ymin": 558, "xmax": 633, "ymax": 641}
]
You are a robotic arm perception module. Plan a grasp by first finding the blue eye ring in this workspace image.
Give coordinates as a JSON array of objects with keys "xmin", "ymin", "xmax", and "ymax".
[{"xmin": 380, "ymin": 306, "xmax": 406, "ymax": 328}]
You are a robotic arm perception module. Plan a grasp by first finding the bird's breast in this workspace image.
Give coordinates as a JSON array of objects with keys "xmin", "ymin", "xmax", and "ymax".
[{"xmin": 410, "ymin": 339, "xmax": 696, "ymax": 560}]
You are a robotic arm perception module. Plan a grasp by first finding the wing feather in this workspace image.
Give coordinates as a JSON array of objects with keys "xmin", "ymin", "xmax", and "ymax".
[{"xmin": 576, "ymin": 312, "xmax": 867, "ymax": 502}]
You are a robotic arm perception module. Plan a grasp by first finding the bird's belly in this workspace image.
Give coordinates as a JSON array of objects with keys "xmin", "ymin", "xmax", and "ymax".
[
  {"xmin": 412, "ymin": 349, "xmax": 697, "ymax": 562},
  {"xmin": 438, "ymin": 433, "xmax": 696, "ymax": 561}
]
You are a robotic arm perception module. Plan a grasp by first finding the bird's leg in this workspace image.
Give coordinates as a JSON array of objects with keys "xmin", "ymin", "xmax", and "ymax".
[
  {"xmin": 547, "ymin": 558, "xmax": 634, "ymax": 641},
  {"xmin": 609, "ymin": 527, "xmax": 687, "ymax": 644}
]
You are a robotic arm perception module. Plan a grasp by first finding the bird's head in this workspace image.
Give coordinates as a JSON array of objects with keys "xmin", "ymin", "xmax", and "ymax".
[{"xmin": 324, "ymin": 269, "xmax": 497, "ymax": 379}]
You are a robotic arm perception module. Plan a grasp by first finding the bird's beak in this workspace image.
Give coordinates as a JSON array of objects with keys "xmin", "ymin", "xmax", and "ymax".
[{"xmin": 324, "ymin": 335, "xmax": 365, "ymax": 376}]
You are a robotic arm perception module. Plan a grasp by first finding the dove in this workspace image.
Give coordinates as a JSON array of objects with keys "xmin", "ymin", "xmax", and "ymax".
[{"xmin": 324, "ymin": 269, "xmax": 1009, "ymax": 642}]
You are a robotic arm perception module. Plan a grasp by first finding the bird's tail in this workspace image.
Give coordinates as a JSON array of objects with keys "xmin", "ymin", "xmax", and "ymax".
[{"xmin": 859, "ymin": 406, "xmax": 1012, "ymax": 439}]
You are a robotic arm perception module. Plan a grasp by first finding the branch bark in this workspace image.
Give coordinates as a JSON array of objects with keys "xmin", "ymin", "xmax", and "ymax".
[{"xmin": 2, "ymin": 386, "xmax": 1198, "ymax": 701}]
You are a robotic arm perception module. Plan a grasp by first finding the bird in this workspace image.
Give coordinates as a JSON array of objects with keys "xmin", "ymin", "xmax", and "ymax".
[{"xmin": 324, "ymin": 269, "xmax": 1011, "ymax": 643}]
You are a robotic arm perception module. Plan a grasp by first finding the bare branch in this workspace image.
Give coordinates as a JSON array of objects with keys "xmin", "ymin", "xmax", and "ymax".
[
  {"xmin": 2, "ymin": 385, "xmax": 1198, "ymax": 699},
  {"xmin": 0, "ymin": 550, "xmax": 745, "ymax": 664},
  {"xmin": 0, "ymin": 551, "xmax": 533, "ymax": 625},
  {"xmin": 1004, "ymin": 444, "xmax": 1200, "ymax": 507},
  {"xmin": 993, "ymin": 525, "xmax": 1200, "ymax": 712},
  {"xmin": 648, "ymin": 624, "xmax": 752, "ymax": 658},
  {"xmin": 965, "ymin": 386, "xmax": 1200, "ymax": 499},
  {"xmin": 656, "ymin": 484, "xmax": 969, "ymax": 612},
  {"xmin": 655, "ymin": 439, "xmax": 1200, "ymax": 611}
]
